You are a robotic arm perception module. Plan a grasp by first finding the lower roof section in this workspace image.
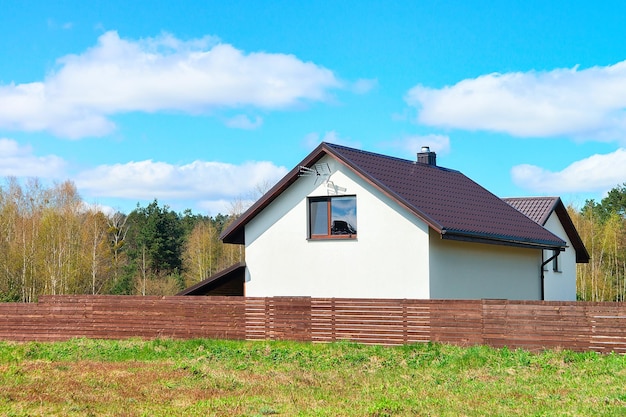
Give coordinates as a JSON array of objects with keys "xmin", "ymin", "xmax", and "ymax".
[{"xmin": 177, "ymin": 262, "xmax": 246, "ymax": 296}]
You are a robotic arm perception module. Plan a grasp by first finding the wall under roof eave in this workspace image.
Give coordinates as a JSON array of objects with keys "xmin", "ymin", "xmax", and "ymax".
[
  {"xmin": 428, "ymin": 232, "xmax": 542, "ymax": 300},
  {"xmin": 243, "ymin": 155, "xmax": 431, "ymax": 299},
  {"xmin": 542, "ymin": 211, "xmax": 577, "ymax": 301}
]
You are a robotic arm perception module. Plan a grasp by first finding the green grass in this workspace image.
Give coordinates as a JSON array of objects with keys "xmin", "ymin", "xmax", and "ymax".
[{"xmin": 0, "ymin": 338, "xmax": 625, "ymax": 416}]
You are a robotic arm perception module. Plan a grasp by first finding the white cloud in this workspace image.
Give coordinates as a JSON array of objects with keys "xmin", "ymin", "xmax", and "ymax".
[
  {"xmin": 406, "ymin": 61, "xmax": 626, "ymax": 142},
  {"xmin": 0, "ymin": 31, "xmax": 341, "ymax": 139},
  {"xmin": 196, "ymin": 199, "xmax": 244, "ymax": 216},
  {"xmin": 80, "ymin": 201, "xmax": 116, "ymax": 217},
  {"xmin": 224, "ymin": 114, "xmax": 263, "ymax": 130},
  {"xmin": 511, "ymin": 148, "xmax": 626, "ymax": 194},
  {"xmin": 0, "ymin": 138, "xmax": 66, "ymax": 177},
  {"xmin": 75, "ymin": 158, "xmax": 288, "ymax": 204},
  {"xmin": 0, "ymin": 138, "xmax": 289, "ymax": 215}
]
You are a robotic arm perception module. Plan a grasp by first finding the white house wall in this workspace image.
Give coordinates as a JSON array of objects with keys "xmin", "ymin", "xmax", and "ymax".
[
  {"xmin": 428, "ymin": 233, "xmax": 542, "ymax": 300},
  {"xmin": 244, "ymin": 155, "xmax": 431, "ymax": 299},
  {"xmin": 542, "ymin": 212, "xmax": 577, "ymax": 301}
]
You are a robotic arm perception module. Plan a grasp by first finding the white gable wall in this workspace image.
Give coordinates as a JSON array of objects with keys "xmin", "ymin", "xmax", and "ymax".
[
  {"xmin": 244, "ymin": 155, "xmax": 431, "ymax": 298},
  {"xmin": 428, "ymin": 233, "xmax": 542, "ymax": 300},
  {"xmin": 542, "ymin": 212, "xmax": 577, "ymax": 301}
]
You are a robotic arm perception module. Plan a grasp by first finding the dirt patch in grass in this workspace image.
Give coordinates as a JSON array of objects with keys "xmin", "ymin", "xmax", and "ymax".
[{"xmin": 1, "ymin": 340, "xmax": 626, "ymax": 416}]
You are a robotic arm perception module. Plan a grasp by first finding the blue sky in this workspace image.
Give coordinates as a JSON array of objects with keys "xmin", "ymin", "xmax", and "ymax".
[{"xmin": 1, "ymin": 1, "xmax": 625, "ymax": 215}]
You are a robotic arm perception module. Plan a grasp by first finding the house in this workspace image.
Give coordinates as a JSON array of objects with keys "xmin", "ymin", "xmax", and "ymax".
[
  {"xmin": 502, "ymin": 197, "xmax": 589, "ymax": 301},
  {"xmin": 184, "ymin": 142, "xmax": 589, "ymax": 300}
]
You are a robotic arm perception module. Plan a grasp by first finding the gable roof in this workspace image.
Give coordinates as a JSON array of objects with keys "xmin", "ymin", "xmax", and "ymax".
[
  {"xmin": 222, "ymin": 142, "xmax": 566, "ymax": 250},
  {"xmin": 503, "ymin": 197, "xmax": 590, "ymax": 263}
]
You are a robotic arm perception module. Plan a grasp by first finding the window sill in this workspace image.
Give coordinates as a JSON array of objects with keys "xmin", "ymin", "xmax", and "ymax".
[{"xmin": 308, "ymin": 235, "xmax": 357, "ymax": 241}]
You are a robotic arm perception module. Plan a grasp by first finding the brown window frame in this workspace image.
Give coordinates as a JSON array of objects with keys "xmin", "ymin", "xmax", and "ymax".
[{"xmin": 308, "ymin": 195, "xmax": 357, "ymax": 240}]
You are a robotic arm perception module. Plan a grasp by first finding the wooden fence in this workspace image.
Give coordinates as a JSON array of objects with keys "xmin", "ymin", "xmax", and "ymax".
[{"xmin": 1, "ymin": 295, "xmax": 626, "ymax": 353}]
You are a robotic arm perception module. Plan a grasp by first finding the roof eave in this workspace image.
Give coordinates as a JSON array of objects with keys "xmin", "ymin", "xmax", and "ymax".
[
  {"xmin": 441, "ymin": 229, "xmax": 566, "ymax": 251},
  {"xmin": 553, "ymin": 199, "xmax": 591, "ymax": 263},
  {"xmin": 220, "ymin": 142, "xmax": 332, "ymax": 244}
]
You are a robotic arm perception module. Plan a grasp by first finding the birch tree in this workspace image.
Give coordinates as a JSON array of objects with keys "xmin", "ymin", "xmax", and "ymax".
[{"xmin": 182, "ymin": 220, "xmax": 216, "ymax": 286}]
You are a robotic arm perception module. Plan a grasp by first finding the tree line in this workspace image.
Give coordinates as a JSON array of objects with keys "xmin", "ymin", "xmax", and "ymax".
[
  {"xmin": 571, "ymin": 184, "xmax": 626, "ymax": 301},
  {"xmin": 0, "ymin": 178, "xmax": 242, "ymax": 302}
]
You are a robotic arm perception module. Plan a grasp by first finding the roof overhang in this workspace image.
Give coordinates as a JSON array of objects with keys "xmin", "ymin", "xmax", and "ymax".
[
  {"xmin": 221, "ymin": 143, "xmax": 331, "ymax": 244},
  {"xmin": 441, "ymin": 229, "xmax": 566, "ymax": 251},
  {"xmin": 552, "ymin": 200, "xmax": 590, "ymax": 263},
  {"xmin": 176, "ymin": 262, "xmax": 246, "ymax": 295}
]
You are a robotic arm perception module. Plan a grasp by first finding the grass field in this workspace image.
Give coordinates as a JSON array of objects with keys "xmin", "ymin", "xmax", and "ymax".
[{"xmin": 0, "ymin": 338, "xmax": 625, "ymax": 416}]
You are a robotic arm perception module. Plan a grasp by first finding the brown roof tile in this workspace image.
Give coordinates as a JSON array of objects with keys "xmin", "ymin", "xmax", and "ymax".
[
  {"xmin": 502, "ymin": 197, "xmax": 559, "ymax": 225},
  {"xmin": 326, "ymin": 143, "xmax": 565, "ymax": 248}
]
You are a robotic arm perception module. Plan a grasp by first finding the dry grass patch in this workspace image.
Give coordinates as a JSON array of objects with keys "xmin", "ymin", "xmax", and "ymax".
[{"xmin": 1, "ymin": 339, "xmax": 626, "ymax": 416}]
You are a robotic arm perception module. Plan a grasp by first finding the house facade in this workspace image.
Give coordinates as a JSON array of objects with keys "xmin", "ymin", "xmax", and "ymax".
[
  {"xmin": 211, "ymin": 143, "xmax": 588, "ymax": 301},
  {"xmin": 240, "ymin": 154, "xmax": 545, "ymax": 300}
]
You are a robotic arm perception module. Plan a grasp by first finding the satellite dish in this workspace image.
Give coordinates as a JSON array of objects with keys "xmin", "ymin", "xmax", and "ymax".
[{"xmin": 298, "ymin": 163, "xmax": 332, "ymax": 185}]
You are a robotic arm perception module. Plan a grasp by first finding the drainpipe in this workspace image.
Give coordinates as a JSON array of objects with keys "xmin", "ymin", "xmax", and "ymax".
[{"xmin": 540, "ymin": 249, "xmax": 562, "ymax": 300}]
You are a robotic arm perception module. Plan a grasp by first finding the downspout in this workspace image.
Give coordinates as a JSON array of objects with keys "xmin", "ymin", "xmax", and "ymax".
[{"xmin": 540, "ymin": 249, "xmax": 562, "ymax": 300}]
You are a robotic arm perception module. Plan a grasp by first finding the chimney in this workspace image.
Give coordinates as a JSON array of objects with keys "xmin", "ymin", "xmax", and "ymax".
[{"xmin": 417, "ymin": 146, "xmax": 437, "ymax": 165}]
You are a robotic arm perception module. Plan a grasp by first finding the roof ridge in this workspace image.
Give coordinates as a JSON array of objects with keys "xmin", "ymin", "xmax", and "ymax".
[
  {"xmin": 502, "ymin": 196, "xmax": 559, "ymax": 201},
  {"xmin": 324, "ymin": 142, "xmax": 460, "ymax": 173}
]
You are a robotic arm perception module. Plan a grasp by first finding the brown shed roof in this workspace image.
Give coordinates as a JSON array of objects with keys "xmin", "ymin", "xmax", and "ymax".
[
  {"xmin": 176, "ymin": 262, "xmax": 246, "ymax": 296},
  {"xmin": 221, "ymin": 142, "xmax": 566, "ymax": 250}
]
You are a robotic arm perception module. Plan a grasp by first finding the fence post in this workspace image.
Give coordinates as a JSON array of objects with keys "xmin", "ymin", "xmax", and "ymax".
[
  {"xmin": 402, "ymin": 299, "xmax": 408, "ymax": 344},
  {"xmin": 331, "ymin": 298, "xmax": 336, "ymax": 342}
]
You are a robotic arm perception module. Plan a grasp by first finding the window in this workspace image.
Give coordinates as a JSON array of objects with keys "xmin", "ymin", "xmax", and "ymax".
[
  {"xmin": 543, "ymin": 250, "xmax": 562, "ymax": 272},
  {"xmin": 552, "ymin": 249, "xmax": 561, "ymax": 272},
  {"xmin": 308, "ymin": 195, "xmax": 357, "ymax": 239}
]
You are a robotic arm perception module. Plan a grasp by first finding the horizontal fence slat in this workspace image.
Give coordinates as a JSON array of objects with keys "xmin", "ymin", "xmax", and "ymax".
[{"xmin": 2, "ymin": 296, "xmax": 626, "ymax": 352}]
